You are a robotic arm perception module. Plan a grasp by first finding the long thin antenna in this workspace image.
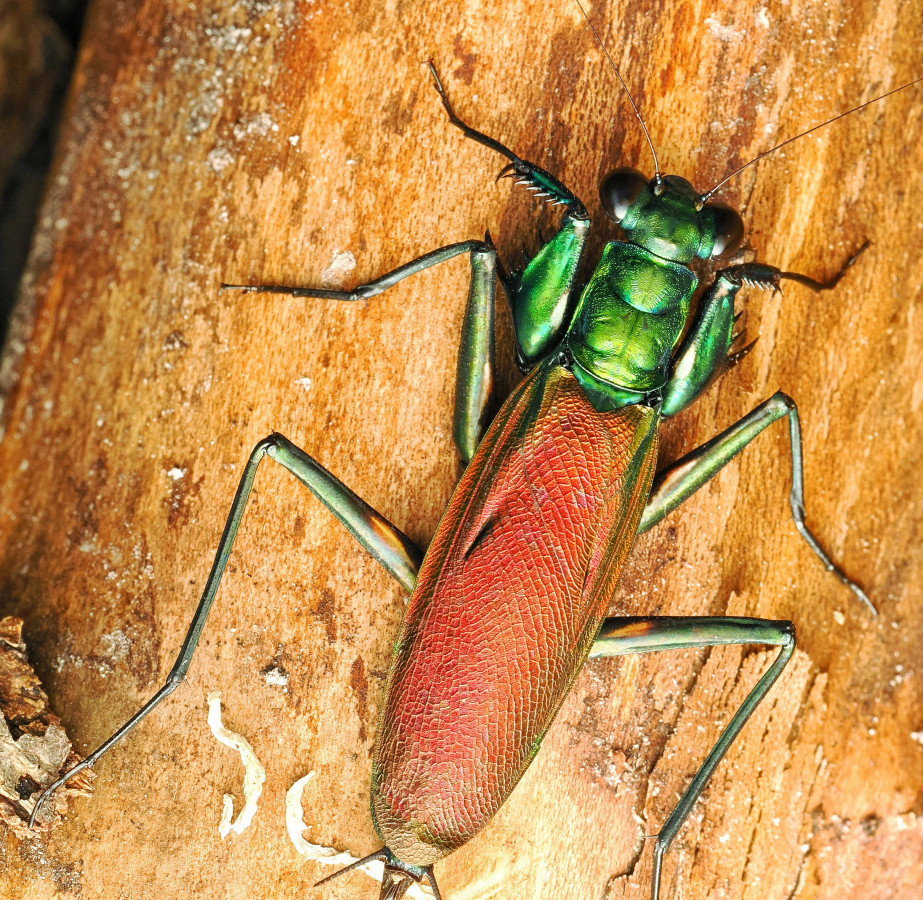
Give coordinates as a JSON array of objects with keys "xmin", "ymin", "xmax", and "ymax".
[
  {"xmin": 702, "ymin": 75, "xmax": 923, "ymax": 200},
  {"xmin": 575, "ymin": 0, "xmax": 661, "ymax": 180}
]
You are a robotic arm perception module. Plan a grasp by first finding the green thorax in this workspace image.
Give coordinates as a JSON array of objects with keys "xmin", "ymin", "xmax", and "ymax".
[{"xmin": 564, "ymin": 240, "xmax": 696, "ymax": 409}]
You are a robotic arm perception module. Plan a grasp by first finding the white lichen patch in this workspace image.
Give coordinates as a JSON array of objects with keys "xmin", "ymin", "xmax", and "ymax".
[
  {"xmin": 99, "ymin": 629, "xmax": 131, "ymax": 663},
  {"xmin": 206, "ymin": 691, "xmax": 265, "ymax": 837},
  {"xmin": 263, "ymin": 666, "xmax": 289, "ymax": 688},
  {"xmin": 206, "ymin": 146, "xmax": 235, "ymax": 173},
  {"xmin": 233, "ymin": 112, "xmax": 279, "ymax": 140},
  {"xmin": 704, "ymin": 15, "xmax": 742, "ymax": 42},
  {"xmin": 285, "ymin": 773, "xmax": 434, "ymax": 899},
  {"xmin": 320, "ymin": 250, "xmax": 357, "ymax": 288}
]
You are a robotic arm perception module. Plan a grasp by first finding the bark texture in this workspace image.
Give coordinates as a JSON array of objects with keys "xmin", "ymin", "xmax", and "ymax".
[{"xmin": 0, "ymin": 1, "xmax": 920, "ymax": 898}]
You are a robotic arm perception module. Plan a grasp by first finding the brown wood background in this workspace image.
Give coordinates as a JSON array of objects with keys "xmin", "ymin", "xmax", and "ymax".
[{"xmin": 1, "ymin": 0, "xmax": 921, "ymax": 898}]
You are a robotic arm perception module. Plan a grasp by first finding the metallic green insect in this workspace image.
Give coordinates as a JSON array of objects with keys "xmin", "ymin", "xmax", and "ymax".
[{"xmin": 30, "ymin": 29, "xmax": 916, "ymax": 900}]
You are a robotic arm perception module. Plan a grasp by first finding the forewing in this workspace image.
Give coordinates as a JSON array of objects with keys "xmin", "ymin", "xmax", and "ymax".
[{"xmin": 372, "ymin": 363, "xmax": 658, "ymax": 861}]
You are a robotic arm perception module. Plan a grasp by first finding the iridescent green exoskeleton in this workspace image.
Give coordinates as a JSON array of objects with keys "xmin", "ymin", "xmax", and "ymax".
[{"xmin": 30, "ymin": 61, "xmax": 878, "ymax": 900}]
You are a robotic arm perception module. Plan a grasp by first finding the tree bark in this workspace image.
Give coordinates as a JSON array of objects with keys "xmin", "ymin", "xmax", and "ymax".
[{"xmin": 0, "ymin": 0, "xmax": 921, "ymax": 898}]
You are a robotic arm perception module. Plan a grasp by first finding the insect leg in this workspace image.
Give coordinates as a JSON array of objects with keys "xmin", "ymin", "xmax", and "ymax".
[
  {"xmin": 427, "ymin": 62, "xmax": 591, "ymax": 368},
  {"xmin": 221, "ymin": 239, "xmax": 490, "ymax": 302},
  {"xmin": 426, "ymin": 61, "xmax": 586, "ymax": 213},
  {"xmin": 588, "ymin": 615, "xmax": 795, "ymax": 900},
  {"xmin": 224, "ymin": 240, "xmax": 500, "ymax": 463},
  {"xmin": 455, "ymin": 240, "xmax": 498, "ymax": 463},
  {"xmin": 28, "ymin": 433, "xmax": 422, "ymax": 828},
  {"xmin": 710, "ymin": 239, "xmax": 868, "ymax": 305},
  {"xmin": 505, "ymin": 212, "xmax": 590, "ymax": 367},
  {"xmin": 662, "ymin": 243, "xmax": 868, "ymax": 416},
  {"xmin": 774, "ymin": 239, "xmax": 869, "ymax": 291},
  {"xmin": 640, "ymin": 392, "xmax": 873, "ymax": 612}
]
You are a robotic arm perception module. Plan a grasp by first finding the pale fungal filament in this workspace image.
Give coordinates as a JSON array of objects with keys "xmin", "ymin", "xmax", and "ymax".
[{"xmin": 205, "ymin": 691, "xmax": 265, "ymax": 837}]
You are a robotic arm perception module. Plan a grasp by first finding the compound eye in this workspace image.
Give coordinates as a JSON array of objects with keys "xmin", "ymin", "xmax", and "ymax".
[
  {"xmin": 600, "ymin": 167, "xmax": 648, "ymax": 222},
  {"xmin": 706, "ymin": 202, "xmax": 745, "ymax": 258}
]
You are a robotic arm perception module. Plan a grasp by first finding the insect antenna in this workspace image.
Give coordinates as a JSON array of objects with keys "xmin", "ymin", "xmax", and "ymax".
[
  {"xmin": 575, "ymin": 0, "xmax": 661, "ymax": 181},
  {"xmin": 702, "ymin": 75, "xmax": 923, "ymax": 200}
]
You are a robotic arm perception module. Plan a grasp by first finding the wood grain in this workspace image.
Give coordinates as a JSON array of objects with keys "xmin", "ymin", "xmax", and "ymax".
[{"xmin": 0, "ymin": 0, "xmax": 920, "ymax": 898}]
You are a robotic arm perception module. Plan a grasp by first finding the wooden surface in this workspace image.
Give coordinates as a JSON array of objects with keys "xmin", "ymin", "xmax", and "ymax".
[{"xmin": 1, "ymin": 0, "xmax": 921, "ymax": 898}]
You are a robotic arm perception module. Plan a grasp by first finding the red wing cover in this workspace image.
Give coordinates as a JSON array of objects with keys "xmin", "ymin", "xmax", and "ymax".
[{"xmin": 372, "ymin": 363, "xmax": 659, "ymax": 864}]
